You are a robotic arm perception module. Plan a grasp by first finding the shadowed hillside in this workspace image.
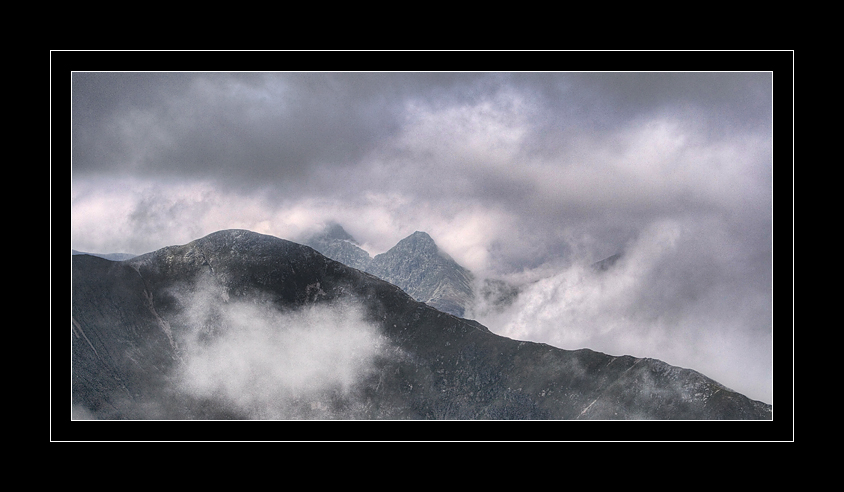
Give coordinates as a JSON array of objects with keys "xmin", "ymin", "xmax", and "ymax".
[{"xmin": 71, "ymin": 229, "xmax": 773, "ymax": 422}]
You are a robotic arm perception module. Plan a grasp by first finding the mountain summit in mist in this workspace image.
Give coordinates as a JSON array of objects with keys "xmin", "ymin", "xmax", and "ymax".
[
  {"xmin": 71, "ymin": 229, "xmax": 772, "ymax": 421},
  {"xmin": 305, "ymin": 225, "xmax": 475, "ymax": 317},
  {"xmin": 303, "ymin": 223, "xmax": 372, "ymax": 271},
  {"xmin": 366, "ymin": 231, "xmax": 475, "ymax": 318}
]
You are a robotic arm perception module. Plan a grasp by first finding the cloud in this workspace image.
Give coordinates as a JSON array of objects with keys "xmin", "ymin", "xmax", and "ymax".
[
  {"xmin": 71, "ymin": 73, "xmax": 496, "ymax": 189},
  {"xmin": 71, "ymin": 72, "xmax": 771, "ymax": 259},
  {"xmin": 470, "ymin": 218, "xmax": 773, "ymax": 404},
  {"xmin": 169, "ymin": 279, "xmax": 387, "ymax": 419}
]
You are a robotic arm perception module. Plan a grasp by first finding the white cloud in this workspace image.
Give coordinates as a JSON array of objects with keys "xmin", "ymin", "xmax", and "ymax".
[
  {"xmin": 397, "ymin": 90, "xmax": 531, "ymax": 168},
  {"xmin": 171, "ymin": 281, "xmax": 387, "ymax": 419},
  {"xmin": 472, "ymin": 218, "xmax": 773, "ymax": 404}
]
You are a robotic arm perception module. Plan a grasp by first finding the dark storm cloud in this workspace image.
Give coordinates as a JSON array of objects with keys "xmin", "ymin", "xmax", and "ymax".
[
  {"xmin": 73, "ymin": 71, "xmax": 773, "ymax": 269},
  {"xmin": 71, "ymin": 71, "xmax": 773, "ymax": 259},
  {"xmin": 71, "ymin": 72, "xmax": 495, "ymax": 189},
  {"xmin": 72, "ymin": 71, "xmax": 772, "ymax": 203},
  {"xmin": 547, "ymin": 72, "xmax": 772, "ymax": 132}
]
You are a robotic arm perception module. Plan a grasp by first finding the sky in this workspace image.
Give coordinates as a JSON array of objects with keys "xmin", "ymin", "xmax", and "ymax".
[{"xmin": 70, "ymin": 71, "xmax": 775, "ymax": 404}]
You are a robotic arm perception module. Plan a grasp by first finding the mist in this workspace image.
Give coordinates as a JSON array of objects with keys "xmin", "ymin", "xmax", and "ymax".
[
  {"xmin": 168, "ymin": 279, "xmax": 388, "ymax": 419},
  {"xmin": 469, "ymin": 218, "xmax": 772, "ymax": 403}
]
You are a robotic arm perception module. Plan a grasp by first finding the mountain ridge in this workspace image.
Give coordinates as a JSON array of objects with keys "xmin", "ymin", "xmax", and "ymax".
[
  {"xmin": 304, "ymin": 223, "xmax": 625, "ymax": 319},
  {"xmin": 71, "ymin": 229, "xmax": 772, "ymax": 421},
  {"xmin": 304, "ymin": 225, "xmax": 475, "ymax": 317},
  {"xmin": 302, "ymin": 223, "xmax": 372, "ymax": 272},
  {"xmin": 365, "ymin": 230, "xmax": 475, "ymax": 317}
]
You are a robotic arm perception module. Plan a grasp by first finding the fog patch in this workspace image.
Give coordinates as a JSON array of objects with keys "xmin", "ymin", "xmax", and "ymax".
[
  {"xmin": 472, "ymin": 219, "xmax": 772, "ymax": 404},
  {"xmin": 169, "ymin": 281, "xmax": 387, "ymax": 419}
]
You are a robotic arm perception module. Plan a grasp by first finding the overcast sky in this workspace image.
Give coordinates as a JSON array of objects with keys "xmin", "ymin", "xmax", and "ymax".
[{"xmin": 70, "ymin": 71, "xmax": 774, "ymax": 404}]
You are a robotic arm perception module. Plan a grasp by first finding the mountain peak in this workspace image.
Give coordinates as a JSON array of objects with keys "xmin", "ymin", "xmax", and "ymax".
[
  {"xmin": 302, "ymin": 223, "xmax": 371, "ymax": 272},
  {"xmin": 367, "ymin": 231, "xmax": 473, "ymax": 317},
  {"xmin": 321, "ymin": 222, "xmax": 358, "ymax": 243},
  {"xmin": 192, "ymin": 228, "xmax": 271, "ymax": 245},
  {"xmin": 391, "ymin": 231, "xmax": 439, "ymax": 255}
]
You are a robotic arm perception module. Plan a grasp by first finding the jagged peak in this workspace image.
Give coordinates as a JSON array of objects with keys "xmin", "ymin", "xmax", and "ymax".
[
  {"xmin": 318, "ymin": 222, "xmax": 358, "ymax": 244},
  {"xmin": 370, "ymin": 231, "xmax": 443, "ymax": 264},
  {"xmin": 394, "ymin": 231, "xmax": 436, "ymax": 250}
]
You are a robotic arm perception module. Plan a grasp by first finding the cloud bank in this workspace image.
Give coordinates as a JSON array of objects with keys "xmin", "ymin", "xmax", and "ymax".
[{"xmin": 469, "ymin": 218, "xmax": 772, "ymax": 403}]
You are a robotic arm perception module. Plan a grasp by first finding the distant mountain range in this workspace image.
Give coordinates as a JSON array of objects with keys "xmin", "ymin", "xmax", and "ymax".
[
  {"xmin": 72, "ymin": 223, "xmax": 615, "ymax": 319},
  {"xmin": 301, "ymin": 223, "xmax": 372, "ymax": 271},
  {"xmin": 70, "ymin": 229, "xmax": 773, "ymax": 422},
  {"xmin": 304, "ymin": 224, "xmax": 474, "ymax": 317},
  {"xmin": 304, "ymin": 223, "xmax": 622, "ymax": 318}
]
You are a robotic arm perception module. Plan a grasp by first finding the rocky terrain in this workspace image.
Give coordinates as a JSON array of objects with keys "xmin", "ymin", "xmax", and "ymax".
[
  {"xmin": 305, "ymin": 225, "xmax": 475, "ymax": 317},
  {"xmin": 365, "ymin": 231, "xmax": 475, "ymax": 318},
  {"xmin": 70, "ymin": 229, "xmax": 773, "ymax": 421},
  {"xmin": 302, "ymin": 223, "xmax": 372, "ymax": 272}
]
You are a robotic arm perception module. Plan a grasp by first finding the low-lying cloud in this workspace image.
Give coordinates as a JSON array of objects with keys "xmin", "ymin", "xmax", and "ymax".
[
  {"xmin": 469, "ymin": 218, "xmax": 772, "ymax": 404},
  {"xmin": 169, "ymin": 281, "xmax": 387, "ymax": 419}
]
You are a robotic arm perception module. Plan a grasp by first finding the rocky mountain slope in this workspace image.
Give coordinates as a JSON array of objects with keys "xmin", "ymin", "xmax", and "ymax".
[
  {"xmin": 305, "ymin": 225, "xmax": 475, "ymax": 317},
  {"xmin": 365, "ymin": 231, "xmax": 475, "ymax": 318},
  {"xmin": 302, "ymin": 223, "xmax": 372, "ymax": 271},
  {"xmin": 71, "ymin": 229, "xmax": 772, "ymax": 421},
  {"xmin": 305, "ymin": 224, "xmax": 623, "ymax": 319}
]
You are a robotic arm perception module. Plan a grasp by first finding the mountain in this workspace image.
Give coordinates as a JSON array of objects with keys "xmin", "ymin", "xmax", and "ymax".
[
  {"xmin": 366, "ymin": 231, "xmax": 475, "ymax": 318},
  {"xmin": 302, "ymin": 223, "xmax": 372, "ymax": 271},
  {"xmin": 305, "ymin": 225, "xmax": 475, "ymax": 317},
  {"xmin": 70, "ymin": 229, "xmax": 772, "ymax": 422},
  {"xmin": 306, "ymin": 224, "xmax": 626, "ymax": 318}
]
